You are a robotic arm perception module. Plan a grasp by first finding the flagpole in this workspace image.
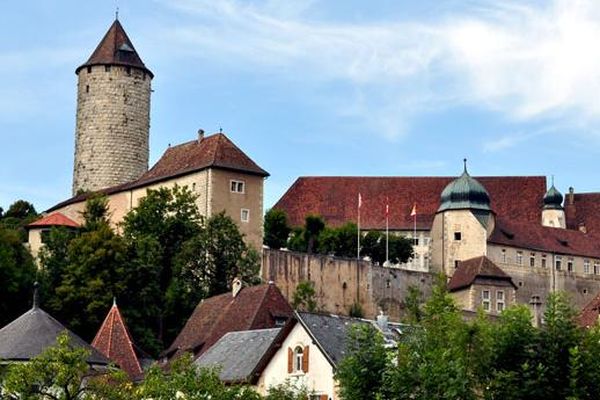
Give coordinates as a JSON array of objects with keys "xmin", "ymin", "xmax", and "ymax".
[
  {"xmin": 385, "ymin": 197, "xmax": 389, "ymax": 264},
  {"xmin": 357, "ymin": 193, "xmax": 361, "ymax": 260}
]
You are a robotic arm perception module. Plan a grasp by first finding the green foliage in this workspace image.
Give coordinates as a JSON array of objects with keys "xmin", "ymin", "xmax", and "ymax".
[
  {"xmin": 336, "ymin": 324, "xmax": 388, "ymax": 400},
  {"xmin": 2, "ymin": 331, "xmax": 92, "ymax": 400},
  {"xmin": 265, "ymin": 381, "xmax": 311, "ymax": 400},
  {"xmin": 402, "ymin": 285, "xmax": 423, "ymax": 324},
  {"xmin": 361, "ymin": 231, "xmax": 414, "ymax": 265},
  {"xmin": 264, "ymin": 208, "xmax": 291, "ymax": 249},
  {"xmin": 81, "ymin": 194, "xmax": 110, "ymax": 231},
  {"xmin": 0, "ymin": 199, "xmax": 38, "ymax": 240},
  {"xmin": 304, "ymin": 214, "xmax": 325, "ymax": 253},
  {"xmin": 287, "ymin": 227, "xmax": 306, "ymax": 252},
  {"xmin": 318, "ymin": 223, "xmax": 357, "ymax": 258},
  {"xmin": 292, "ymin": 280, "xmax": 317, "ymax": 312},
  {"xmin": 0, "ymin": 225, "xmax": 37, "ymax": 327}
]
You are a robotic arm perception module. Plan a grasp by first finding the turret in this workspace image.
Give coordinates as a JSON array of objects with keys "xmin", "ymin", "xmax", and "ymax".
[
  {"xmin": 72, "ymin": 19, "xmax": 153, "ymax": 195},
  {"xmin": 541, "ymin": 178, "xmax": 565, "ymax": 228}
]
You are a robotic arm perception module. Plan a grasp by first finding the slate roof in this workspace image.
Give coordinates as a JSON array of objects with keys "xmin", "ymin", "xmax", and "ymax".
[
  {"xmin": 47, "ymin": 133, "xmax": 269, "ymax": 213},
  {"xmin": 92, "ymin": 302, "xmax": 150, "ymax": 381},
  {"xmin": 76, "ymin": 19, "xmax": 153, "ymax": 77},
  {"xmin": 448, "ymin": 256, "xmax": 516, "ymax": 292},
  {"xmin": 274, "ymin": 176, "xmax": 546, "ymax": 230},
  {"xmin": 0, "ymin": 304, "xmax": 108, "ymax": 365},
  {"xmin": 194, "ymin": 328, "xmax": 283, "ymax": 383},
  {"xmin": 296, "ymin": 312, "xmax": 413, "ymax": 368},
  {"xmin": 489, "ymin": 218, "xmax": 600, "ymax": 259},
  {"xmin": 164, "ymin": 283, "xmax": 293, "ymax": 360},
  {"xmin": 578, "ymin": 292, "xmax": 600, "ymax": 328},
  {"xmin": 26, "ymin": 212, "xmax": 80, "ymax": 229}
]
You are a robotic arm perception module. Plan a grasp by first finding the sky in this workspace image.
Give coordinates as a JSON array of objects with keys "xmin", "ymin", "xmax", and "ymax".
[{"xmin": 1, "ymin": 0, "xmax": 600, "ymax": 213}]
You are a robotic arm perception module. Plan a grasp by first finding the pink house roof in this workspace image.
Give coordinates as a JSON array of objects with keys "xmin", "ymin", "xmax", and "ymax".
[{"xmin": 26, "ymin": 212, "xmax": 80, "ymax": 229}]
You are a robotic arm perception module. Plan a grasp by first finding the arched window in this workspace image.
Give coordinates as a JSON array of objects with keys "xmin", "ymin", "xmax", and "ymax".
[{"xmin": 294, "ymin": 346, "xmax": 304, "ymax": 372}]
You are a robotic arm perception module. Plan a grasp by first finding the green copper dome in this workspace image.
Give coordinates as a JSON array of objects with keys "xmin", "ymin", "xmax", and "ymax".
[
  {"xmin": 543, "ymin": 184, "xmax": 564, "ymax": 210},
  {"xmin": 438, "ymin": 160, "xmax": 491, "ymax": 213}
]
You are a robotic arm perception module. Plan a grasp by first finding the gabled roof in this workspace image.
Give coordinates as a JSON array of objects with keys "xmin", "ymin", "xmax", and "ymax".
[
  {"xmin": 92, "ymin": 302, "xmax": 149, "ymax": 380},
  {"xmin": 76, "ymin": 19, "xmax": 153, "ymax": 77},
  {"xmin": 194, "ymin": 327, "xmax": 287, "ymax": 384},
  {"xmin": 274, "ymin": 176, "xmax": 546, "ymax": 230},
  {"xmin": 578, "ymin": 292, "xmax": 600, "ymax": 328},
  {"xmin": 489, "ymin": 218, "xmax": 600, "ymax": 259},
  {"xmin": 26, "ymin": 212, "xmax": 80, "ymax": 229},
  {"xmin": 47, "ymin": 133, "xmax": 268, "ymax": 213},
  {"xmin": 164, "ymin": 283, "xmax": 293, "ymax": 360},
  {"xmin": 448, "ymin": 256, "xmax": 516, "ymax": 292},
  {"xmin": 0, "ymin": 302, "xmax": 108, "ymax": 365}
]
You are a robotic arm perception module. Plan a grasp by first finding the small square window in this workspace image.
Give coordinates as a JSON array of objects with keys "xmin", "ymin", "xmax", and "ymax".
[
  {"xmin": 454, "ymin": 232, "xmax": 462, "ymax": 241},
  {"xmin": 87, "ymin": 66, "xmax": 92, "ymax": 73},
  {"xmin": 584, "ymin": 260, "xmax": 591, "ymax": 274},
  {"xmin": 530, "ymin": 253, "xmax": 535, "ymax": 267},
  {"xmin": 105, "ymin": 65, "xmax": 111, "ymax": 72},
  {"xmin": 241, "ymin": 209, "xmax": 250, "ymax": 222},
  {"xmin": 412, "ymin": 238, "xmax": 419, "ymax": 246},
  {"xmin": 230, "ymin": 180, "xmax": 245, "ymax": 193},
  {"xmin": 482, "ymin": 290, "xmax": 490, "ymax": 311},
  {"xmin": 501, "ymin": 249, "xmax": 507, "ymax": 263},
  {"xmin": 594, "ymin": 263, "xmax": 600, "ymax": 275},
  {"xmin": 516, "ymin": 251, "xmax": 523, "ymax": 266},
  {"xmin": 541, "ymin": 255, "xmax": 547, "ymax": 268},
  {"xmin": 567, "ymin": 259, "xmax": 574, "ymax": 273},
  {"xmin": 454, "ymin": 260, "xmax": 460, "ymax": 269},
  {"xmin": 555, "ymin": 256, "xmax": 562, "ymax": 271}
]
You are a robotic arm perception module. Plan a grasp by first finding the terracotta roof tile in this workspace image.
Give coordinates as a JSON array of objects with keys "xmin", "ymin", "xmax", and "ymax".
[
  {"xmin": 448, "ymin": 256, "xmax": 515, "ymax": 292},
  {"xmin": 76, "ymin": 20, "xmax": 152, "ymax": 77},
  {"xmin": 579, "ymin": 292, "xmax": 600, "ymax": 328},
  {"xmin": 92, "ymin": 303, "xmax": 148, "ymax": 381},
  {"xmin": 274, "ymin": 176, "xmax": 546, "ymax": 230},
  {"xmin": 164, "ymin": 283, "xmax": 292, "ymax": 360},
  {"xmin": 26, "ymin": 212, "xmax": 80, "ymax": 229},
  {"xmin": 489, "ymin": 218, "xmax": 600, "ymax": 259},
  {"xmin": 47, "ymin": 133, "xmax": 268, "ymax": 213},
  {"xmin": 565, "ymin": 192, "xmax": 600, "ymax": 237}
]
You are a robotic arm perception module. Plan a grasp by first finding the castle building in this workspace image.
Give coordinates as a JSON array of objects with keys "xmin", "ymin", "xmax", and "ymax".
[
  {"xmin": 273, "ymin": 163, "xmax": 600, "ymax": 316},
  {"xmin": 27, "ymin": 19, "xmax": 268, "ymax": 253}
]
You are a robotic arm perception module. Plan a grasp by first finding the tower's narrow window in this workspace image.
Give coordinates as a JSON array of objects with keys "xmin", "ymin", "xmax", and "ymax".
[
  {"xmin": 126, "ymin": 66, "xmax": 131, "ymax": 76},
  {"xmin": 454, "ymin": 232, "xmax": 462, "ymax": 241},
  {"xmin": 105, "ymin": 65, "xmax": 111, "ymax": 72},
  {"xmin": 87, "ymin": 66, "xmax": 92, "ymax": 73},
  {"xmin": 85, "ymin": 85, "xmax": 90, "ymax": 93}
]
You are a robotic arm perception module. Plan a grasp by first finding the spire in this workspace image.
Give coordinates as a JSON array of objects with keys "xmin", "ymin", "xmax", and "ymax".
[
  {"xmin": 463, "ymin": 158, "xmax": 468, "ymax": 174},
  {"xmin": 32, "ymin": 281, "xmax": 39, "ymax": 309},
  {"xmin": 76, "ymin": 19, "xmax": 153, "ymax": 78}
]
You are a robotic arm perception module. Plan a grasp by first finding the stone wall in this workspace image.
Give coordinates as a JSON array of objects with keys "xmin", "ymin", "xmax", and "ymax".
[
  {"xmin": 262, "ymin": 248, "xmax": 434, "ymax": 321},
  {"xmin": 73, "ymin": 65, "xmax": 151, "ymax": 194}
]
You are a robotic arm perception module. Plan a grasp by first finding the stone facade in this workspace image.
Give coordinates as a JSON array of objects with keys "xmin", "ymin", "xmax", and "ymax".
[{"xmin": 72, "ymin": 64, "xmax": 151, "ymax": 194}]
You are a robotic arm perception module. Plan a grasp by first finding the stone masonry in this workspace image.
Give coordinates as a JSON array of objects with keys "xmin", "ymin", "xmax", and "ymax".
[{"xmin": 72, "ymin": 65, "xmax": 151, "ymax": 194}]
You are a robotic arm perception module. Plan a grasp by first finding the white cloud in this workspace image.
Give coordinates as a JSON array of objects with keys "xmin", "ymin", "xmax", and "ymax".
[{"xmin": 154, "ymin": 0, "xmax": 600, "ymax": 138}]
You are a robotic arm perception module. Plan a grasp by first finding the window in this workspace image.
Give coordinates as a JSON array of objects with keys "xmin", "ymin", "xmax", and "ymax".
[
  {"xmin": 595, "ymin": 263, "xmax": 600, "ymax": 275},
  {"xmin": 567, "ymin": 258, "xmax": 574, "ymax": 273},
  {"xmin": 412, "ymin": 237, "xmax": 419, "ymax": 246},
  {"xmin": 482, "ymin": 290, "xmax": 490, "ymax": 312},
  {"xmin": 584, "ymin": 260, "xmax": 591, "ymax": 274},
  {"xmin": 541, "ymin": 254, "xmax": 547, "ymax": 268},
  {"xmin": 555, "ymin": 256, "xmax": 562, "ymax": 271},
  {"xmin": 85, "ymin": 85, "xmax": 90, "ymax": 93},
  {"xmin": 294, "ymin": 346, "xmax": 304, "ymax": 372},
  {"xmin": 423, "ymin": 237, "xmax": 430, "ymax": 246},
  {"xmin": 496, "ymin": 291, "xmax": 505, "ymax": 313},
  {"xmin": 230, "ymin": 180, "xmax": 245, "ymax": 193},
  {"xmin": 192, "ymin": 182, "xmax": 196, "ymax": 191},
  {"xmin": 501, "ymin": 249, "xmax": 507, "ymax": 263},
  {"xmin": 530, "ymin": 253, "xmax": 536, "ymax": 267},
  {"xmin": 454, "ymin": 232, "xmax": 462, "ymax": 241},
  {"xmin": 87, "ymin": 66, "xmax": 92, "ymax": 73},
  {"xmin": 516, "ymin": 251, "xmax": 523, "ymax": 266},
  {"xmin": 454, "ymin": 260, "xmax": 461, "ymax": 269},
  {"xmin": 126, "ymin": 66, "xmax": 131, "ymax": 76},
  {"xmin": 241, "ymin": 209, "xmax": 250, "ymax": 223},
  {"xmin": 105, "ymin": 65, "xmax": 111, "ymax": 72}
]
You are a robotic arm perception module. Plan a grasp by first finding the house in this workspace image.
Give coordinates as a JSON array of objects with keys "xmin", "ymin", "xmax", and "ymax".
[
  {"xmin": 164, "ymin": 280, "xmax": 293, "ymax": 361},
  {"xmin": 0, "ymin": 284, "xmax": 108, "ymax": 367},
  {"xmin": 25, "ymin": 212, "xmax": 80, "ymax": 259},
  {"xmin": 448, "ymin": 256, "xmax": 517, "ymax": 314},
  {"xmin": 92, "ymin": 299, "xmax": 153, "ymax": 381},
  {"xmin": 195, "ymin": 311, "xmax": 412, "ymax": 399}
]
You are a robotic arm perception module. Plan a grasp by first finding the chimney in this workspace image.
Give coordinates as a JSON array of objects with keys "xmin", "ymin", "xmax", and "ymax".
[
  {"xmin": 376, "ymin": 309, "xmax": 389, "ymax": 332},
  {"xmin": 198, "ymin": 129, "xmax": 205, "ymax": 142},
  {"xmin": 232, "ymin": 278, "xmax": 243, "ymax": 297},
  {"xmin": 568, "ymin": 187, "xmax": 575, "ymax": 205}
]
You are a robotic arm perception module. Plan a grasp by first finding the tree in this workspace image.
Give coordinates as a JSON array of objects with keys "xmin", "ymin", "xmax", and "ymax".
[
  {"xmin": 403, "ymin": 285, "xmax": 423, "ymax": 324},
  {"xmin": 81, "ymin": 194, "xmax": 110, "ymax": 231},
  {"xmin": 304, "ymin": 214, "xmax": 325, "ymax": 254},
  {"xmin": 3, "ymin": 199, "xmax": 37, "ymax": 220},
  {"xmin": 336, "ymin": 323, "xmax": 388, "ymax": 400},
  {"xmin": 0, "ymin": 225, "xmax": 37, "ymax": 326},
  {"xmin": 318, "ymin": 223, "xmax": 357, "ymax": 258},
  {"xmin": 292, "ymin": 280, "xmax": 317, "ymax": 312},
  {"xmin": 264, "ymin": 208, "xmax": 291, "ymax": 249},
  {"xmin": 361, "ymin": 231, "xmax": 414, "ymax": 265},
  {"xmin": 2, "ymin": 332, "xmax": 95, "ymax": 400}
]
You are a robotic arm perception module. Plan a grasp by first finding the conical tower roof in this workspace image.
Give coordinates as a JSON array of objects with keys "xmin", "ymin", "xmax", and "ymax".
[
  {"xmin": 76, "ymin": 19, "xmax": 153, "ymax": 77},
  {"xmin": 0, "ymin": 285, "xmax": 108, "ymax": 365},
  {"xmin": 92, "ymin": 300, "xmax": 149, "ymax": 380},
  {"xmin": 438, "ymin": 159, "xmax": 491, "ymax": 213}
]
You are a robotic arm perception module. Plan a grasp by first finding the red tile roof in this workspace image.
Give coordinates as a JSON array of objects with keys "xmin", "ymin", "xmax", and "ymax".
[
  {"xmin": 47, "ymin": 133, "xmax": 268, "ymax": 213},
  {"xmin": 92, "ymin": 302, "xmax": 146, "ymax": 381},
  {"xmin": 489, "ymin": 218, "xmax": 600, "ymax": 259},
  {"xmin": 565, "ymin": 192, "xmax": 600, "ymax": 237},
  {"xmin": 76, "ymin": 19, "xmax": 153, "ymax": 77},
  {"xmin": 26, "ymin": 212, "xmax": 80, "ymax": 229},
  {"xmin": 448, "ymin": 256, "xmax": 515, "ymax": 292},
  {"xmin": 164, "ymin": 283, "xmax": 293, "ymax": 360},
  {"xmin": 579, "ymin": 292, "xmax": 600, "ymax": 328},
  {"xmin": 274, "ymin": 176, "xmax": 546, "ymax": 230}
]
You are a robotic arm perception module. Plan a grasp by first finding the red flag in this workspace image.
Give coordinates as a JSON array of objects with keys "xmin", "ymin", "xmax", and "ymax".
[
  {"xmin": 410, "ymin": 203, "xmax": 417, "ymax": 217},
  {"xmin": 385, "ymin": 197, "xmax": 389, "ymax": 217},
  {"xmin": 358, "ymin": 193, "xmax": 362, "ymax": 209}
]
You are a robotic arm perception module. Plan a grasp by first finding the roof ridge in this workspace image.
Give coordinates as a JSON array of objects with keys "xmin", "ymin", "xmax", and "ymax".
[
  {"xmin": 113, "ymin": 304, "xmax": 143, "ymax": 375},
  {"xmin": 248, "ymin": 285, "xmax": 271, "ymax": 328}
]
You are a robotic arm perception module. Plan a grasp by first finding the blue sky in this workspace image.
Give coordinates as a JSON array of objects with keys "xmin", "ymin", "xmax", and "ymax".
[{"xmin": 1, "ymin": 0, "xmax": 600, "ymax": 212}]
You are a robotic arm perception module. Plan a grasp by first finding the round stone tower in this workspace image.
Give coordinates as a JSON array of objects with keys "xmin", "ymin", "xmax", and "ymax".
[{"xmin": 72, "ymin": 19, "xmax": 153, "ymax": 195}]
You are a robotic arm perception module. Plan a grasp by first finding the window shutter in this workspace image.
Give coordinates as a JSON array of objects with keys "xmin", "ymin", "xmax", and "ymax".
[
  {"xmin": 320, "ymin": 395, "xmax": 328, "ymax": 400},
  {"xmin": 302, "ymin": 345, "xmax": 310, "ymax": 373},
  {"xmin": 287, "ymin": 347, "xmax": 293, "ymax": 373}
]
